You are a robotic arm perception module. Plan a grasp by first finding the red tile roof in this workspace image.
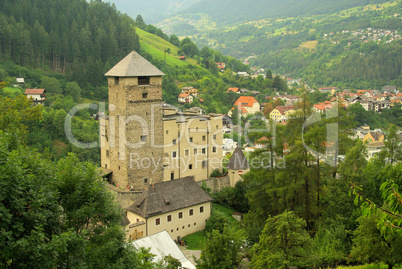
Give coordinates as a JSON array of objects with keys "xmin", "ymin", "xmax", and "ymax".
[
  {"xmin": 178, "ymin": 93, "xmax": 189, "ymax": 98},
  {"xmin": 234, "ymin": 96, "xmax": 258, "ymax": 107},
  {"xmin": 227, "ymin": 87, "xmax": 240, "ymax": 93},
  {"xmin": 314, "ymin": 104, "xmax": 325, "ymax": 110},
  {"xmin": 275, "ymin": 105, "xmax": 295, "ymax": 115},
  {"xmin": 24, "ymin": 89, "xmax": 45, "ymax": 95}
]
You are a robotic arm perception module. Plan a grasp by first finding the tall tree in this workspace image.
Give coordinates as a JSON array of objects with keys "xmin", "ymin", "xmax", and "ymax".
[
  {"xmin": 351, "ymin": 215, "xmax": 402, "ymax": 269},
  {"xmin": 251, "ymin": 211, "xmax": 316, "ymax": 269},
  {"xmin": 196, "ymin": 226, "xmax": 245, "ymax": 269}
]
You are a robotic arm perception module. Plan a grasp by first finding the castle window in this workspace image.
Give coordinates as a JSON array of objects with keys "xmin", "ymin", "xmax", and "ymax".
[
  {"xmin": 106, "ymin": 150, "xmax": 109, "ymax": 157},
  {"xmin": 141, "ymin": 135, "xmax": 147, "ymax": 142},
  {"xmin": 202, "ymin": 135, "xmax": 206, "ymax": 141},
  {"xmin": 188, "ymin": 224, "xmax": 190, "ymax": 227},
  {"xmin": 194, "ymin": 148, "xmax": 198, "ymax": 155},
  {"xmin": 143, "ymin": 178, "xmax": 148, "ymax": 184},
  {"xmin": 202, "ymin": 148, "xmax": 206, "ymax": 154},
  {"xmin": 138, "ymin": 76, "xmax": 150, "ymax": 85},
  {"xmin": 167, "ymin": 215, "xmax": 172, "ymax": 222},
  {"xmin": 173, "ymin": 139, "xmax": 176, "ymax": 145},
  {"xmin": 212, "ymin": 146, "xmax": 217, "ymax": 153},
  {"xmin": 172, "ymin": 151, "xmax": 177, "ymax": 158},
  {"xmin": 189, "ymin": 209, "xmax": 194, "ymax": 216},
  {"xmin": 178, "ymin": 212, "xmax": 183, "ymax": 219},
  {"xmin": 189, "ymin": 164, "xmax": 193, "ymax": 170},
  {"xmin": 142, "ymin": 92, "xmax": 148, "ymax": 98},
  {"xmin": 213, "ymin": 134, "xmax": 216, "ymax": 139},
  {"xmin": 200, "ymin": 206, "xmax": 204, "ymax": 213},
  {"xmin": 156, "ymin": 218, "xmax": 160, "ymax": 225},
  {"xmin": 202, "ymin": 160, "xmax": 206, "ymax": 168},
  {"xmin": 114, "ymin": 77, "xmax": 119, "ymax": 85},
  {"xmin": 216, "ymin": 125, "xmax": 218, "ymax": 129},
  {"xmin": 185, "ymin": 149, "xmax": 189, "ymax": 156},
  {"xmin": 190, "ymin": 137, "xmax": 193, "ymax": 143},
  {"xmin": 166, "ymin": 130, "xmax": 168, "ymax": 134}
]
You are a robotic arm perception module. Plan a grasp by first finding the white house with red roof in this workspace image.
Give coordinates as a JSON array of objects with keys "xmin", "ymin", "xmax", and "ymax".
[
  {"xmin": 24, "ymin": 88, "xmax": 46, "ymax": 105},
  {"xmin": 228, "ymin": 96, "xmax": 260, "ymax": 117},
  {"xmin": 178, "ymin": 93, "xmax": 193, "ymax": 104}
]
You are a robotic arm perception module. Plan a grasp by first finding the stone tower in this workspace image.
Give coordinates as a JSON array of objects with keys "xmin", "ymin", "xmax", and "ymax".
[{"xmin": 102, "ymin": 51, "xmax": 165, "ymax": 190}]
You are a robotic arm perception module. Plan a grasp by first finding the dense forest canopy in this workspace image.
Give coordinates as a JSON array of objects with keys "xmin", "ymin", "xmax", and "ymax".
[{"xmin": 0, "ymin": 0, "xmax": 140, "ymax": 88}]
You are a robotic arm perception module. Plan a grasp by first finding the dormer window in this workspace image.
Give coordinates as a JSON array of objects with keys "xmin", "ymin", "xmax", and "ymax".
[{"xmin": 138, "ymin": 76, "xmax": 150, "ymax": 85}]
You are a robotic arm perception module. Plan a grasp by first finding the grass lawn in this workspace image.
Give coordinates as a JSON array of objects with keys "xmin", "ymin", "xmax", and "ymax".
[
  {"xmin": 136, "ymin": 27, "xmax": 191, "ymax": 67},
  {"xmin": 182, "ymin": 230, "xmax": 206, "ymax": 250},
  {"xmin": 182, "ymin": 203, "xmax": 239, "ymax": 250},
  {"xmin": 299, "ymin": 40, "xmax": 318, "ymax": 50},
  {"xmin": 3, "ymin": 86, "xmax": 23, "ymax": 94}
]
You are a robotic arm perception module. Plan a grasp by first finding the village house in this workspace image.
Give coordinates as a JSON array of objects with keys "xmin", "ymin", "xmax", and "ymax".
[
  {"xmin": 227, "ymin": 87, "xmax": 241, "ymax": 94},
  {"xmin": 178, "ymin": 92, "xmax": 193, "ymax": 103},
  {"xmin": 24, "ymin": 88, "xmax": 46, "ymax": 105},
  {"xmin": 125, "ymin": 178, "xmax": 213, "ymax": 241},
  {"xmin": 319, "ymin": 87, "xmax": 339, "ymax": 95},
  {"xmin": 216, "ymin": 62, "xmax": 225, "ymax": 72},
  {"xmin": 363, "ymin": 131, "xmax": 384, "ymax": 143},
  {"xmin": 228, "ymin": 96, "xmax": 261, "ymax": 117},
  {"xmin": 269, "ymin": 105, "xmax": 297, "ymax": 122},
  {"xmin": 181, "ymin": 86, "xmax": 199, "ymax": 97}
]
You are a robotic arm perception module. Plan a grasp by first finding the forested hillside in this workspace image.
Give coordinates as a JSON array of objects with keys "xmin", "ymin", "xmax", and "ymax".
[
  {"xmin": 0, "ymin": 0, "xmax": 140, "ymax": 89},
  {"xmin": 178, "ymin": 0, "xmax": 390, "ymax": 25},
  {"xmin": 172, "ymin": 1, "xmax": 402, "ymax": 89}
]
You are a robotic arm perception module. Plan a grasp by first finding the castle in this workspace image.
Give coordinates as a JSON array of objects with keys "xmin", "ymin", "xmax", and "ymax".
[{"xmin": 100, "ymin": 51, "xmax": 224, "ymax": 190}]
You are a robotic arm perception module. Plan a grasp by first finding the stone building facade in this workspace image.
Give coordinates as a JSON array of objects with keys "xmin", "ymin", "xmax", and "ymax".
[
  {"xmin": 102, "ymin": 51, "xmax": 165, "ymax": 190},
  {"xmin": 101, "ymin": 51, "xmax": 223, "ymax": 190}
]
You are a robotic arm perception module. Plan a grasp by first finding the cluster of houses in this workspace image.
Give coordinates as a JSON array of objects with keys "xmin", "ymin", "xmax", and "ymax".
[
  {"xmin": 333, "ymin": 86, "xmax": 401, "ymax": 111},
  {"xmin": 323, "ymin": 27, "xmax": 401, "ymax": 44},
  {"xmin": 351, "ymin": 124, "xmax": 402, "ymax": 160}
]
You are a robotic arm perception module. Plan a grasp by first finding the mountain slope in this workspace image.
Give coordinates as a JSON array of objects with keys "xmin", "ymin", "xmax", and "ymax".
[
  {"xmin": 110, "ymin": 0, "xmax": 200, "ymax": 23},
  {"xmin": 179, "ymin": 0, "xmax": 390, "ymax": 25},
  {"xmin": 136, "ymin": 27, "xmax": 194, "ymax": 66}
]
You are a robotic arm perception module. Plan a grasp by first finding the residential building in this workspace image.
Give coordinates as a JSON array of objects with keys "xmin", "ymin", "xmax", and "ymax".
[
  {"xmin": 269, "ymin": 105, "xmax": 297, "ymax": 122},
  {"xmin": 125, "ymin": 178, "xmax": 213, "ymax": 241},
  {"xmin": 24, "ymin": 88, "xmax": 46, "ymax": 105},
  {"xmin": 363, "ymin": 131, "xmax": 384, "ymax": 143},
  {"xmin": 181, "ymin": 86, "xmax": 199, "ymax": 97},
  {"xmin": 228, "ymin": 96, "xmax": 260, "ymax": 117},
  {"xmin": 227, "ymin": 87, "xmax": 241, "ymax": 94},
  {"xmin": 178, "ymin": 92, "xmax": 193, "ymax": 103},
  {"xmin": 319, "ymin": 87, "xmax": 339, "ymax": 95},
  {"xmin": 223, "ymin": 138, "xmax": 237, "ymax": 155}
]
